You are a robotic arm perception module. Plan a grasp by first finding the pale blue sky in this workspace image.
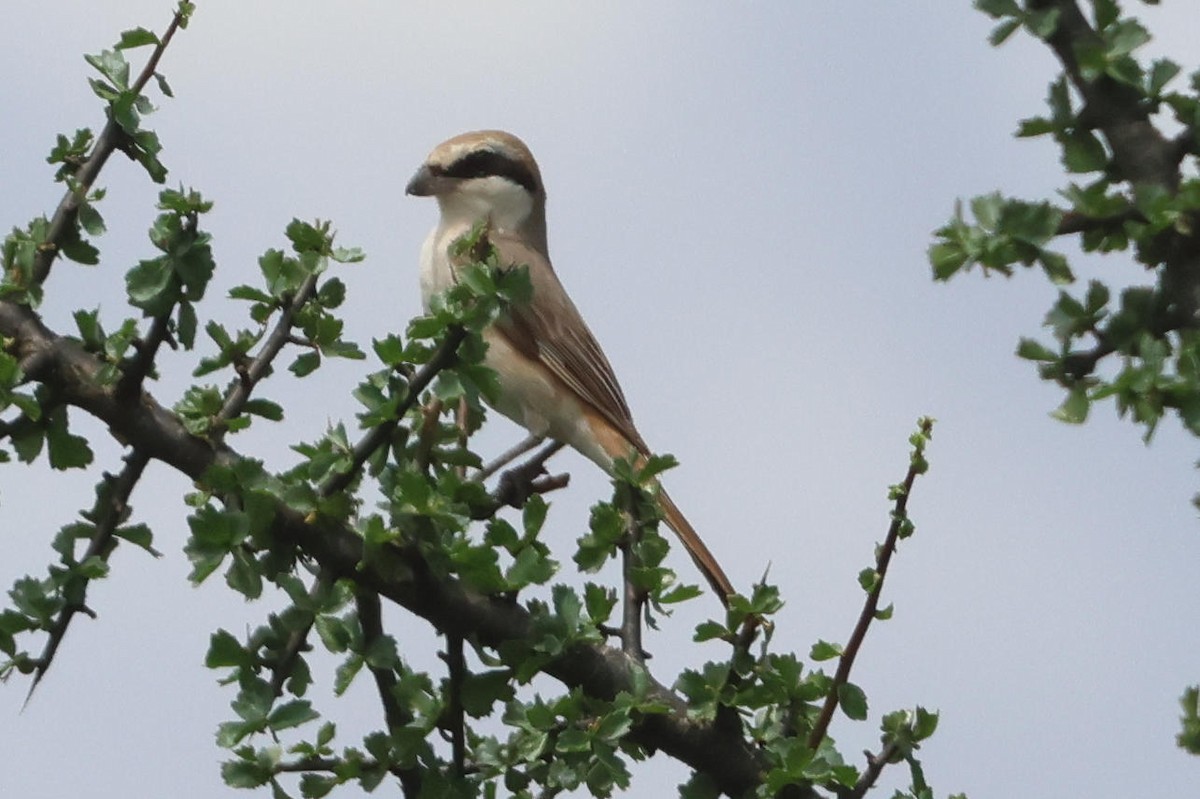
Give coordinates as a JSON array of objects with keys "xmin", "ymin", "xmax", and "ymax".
[{"xmin": 2, "ymin": 3, "xmax": 1198, "ymax": 798}]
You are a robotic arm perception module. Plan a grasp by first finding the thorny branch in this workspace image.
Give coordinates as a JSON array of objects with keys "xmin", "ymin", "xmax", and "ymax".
[
  {"xmin": 807, "ymin": 418, "xmax": 933, "ymax": 750},
  {"xmin": 32, "ymin": 7, "xmax": 187, "ymax": 286},
  {"xmin": 24, "ymin": 449, "xmax": 151, "ymax": 702},
  {"xmin": 0, "ymin": 300, "xmax": 807, "ymax": 799}
]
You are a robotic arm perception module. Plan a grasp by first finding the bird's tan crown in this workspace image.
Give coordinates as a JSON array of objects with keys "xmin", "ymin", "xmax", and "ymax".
[{"xmin": 421, "ymin": 130, "xmax": 543, "ymax": 195}]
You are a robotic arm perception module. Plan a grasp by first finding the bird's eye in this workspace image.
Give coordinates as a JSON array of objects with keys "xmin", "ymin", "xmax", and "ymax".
[{"xmin": 445, "ymin": 150, "xmax": 538, "ymax": 194}]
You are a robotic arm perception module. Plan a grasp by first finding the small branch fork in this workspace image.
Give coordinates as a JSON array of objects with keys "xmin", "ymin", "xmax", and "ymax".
[
  {"xmin": 215, "ymin": 272, "xmax": 322, "ymax": 438},
  {"xmin": 846, "ymin": 741, "xmax": 900, "ymax": 799},
  {"xmin": 32, "ymin": 7, "xmax": 187, "ymax": 286},
  {"xmin": 320, "ymin": 326, "xmax": 467, "ymax": 498},
  {"xmin": 808, "ymin": 418, "xmax": 934, "ymax": 750}
]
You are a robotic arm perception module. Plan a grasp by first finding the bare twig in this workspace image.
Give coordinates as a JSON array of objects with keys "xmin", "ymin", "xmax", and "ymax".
[
  {"xmin": 490, "ymin": 440, "xmax": 566, "ymax": 510},
  {"xmin": 808, "ymin": 419, "xmax": 933, "ymax": 749},
  {"xmin": 476, "ymin": 433, "xmax": 544, "ymax": 481},
  {"xmin": 848, "ymin": 741, "xmax": 900, "ymax": 799},
  {"xmin": 24, "ymin": 449, "xmax": 151, "ymax": 704},
  {"xmin": 33, "ymin": 8, "xmax": 187, "ymax": 286}
]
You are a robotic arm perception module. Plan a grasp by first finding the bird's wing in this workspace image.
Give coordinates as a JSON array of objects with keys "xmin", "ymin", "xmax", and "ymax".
[{"xmin": 480, "ymin": 230, "xmax": 649, "ymax": 454}]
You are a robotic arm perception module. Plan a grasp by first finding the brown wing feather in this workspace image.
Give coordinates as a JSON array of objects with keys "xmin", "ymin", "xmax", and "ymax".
[{"xmin": 483, "ymin": 231, "xmax": 649, "ymax": 454}]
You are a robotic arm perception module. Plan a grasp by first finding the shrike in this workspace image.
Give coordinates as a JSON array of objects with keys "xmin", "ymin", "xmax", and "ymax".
[{"xmin": 406, "ymin": 130, "xmax": 734, "ymax": 605}]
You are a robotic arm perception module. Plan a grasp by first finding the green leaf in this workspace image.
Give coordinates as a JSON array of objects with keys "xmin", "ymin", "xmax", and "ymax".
[
  {"xmin": 299, "ymin": 774, "xmax": 338, "ymax": 799},
  {"xmin": 1178, "ymin": 686, "xmax": 1200, "ymax": 754},
  {"xmin": 84, "ymin": 49, "xmax": 130, "ymax": 90},
  {"xmin": 1147, "ymin": 58, "xmax": 1181, "ymax": 97},
  {"xmin": 1024, "ymin": 7, "xmax": 1060, "ymax": 40},
  {"xmin": 460, "ymin": 669, "xmax": 515, "ymax": 718},
  {"xmin": 693, "ymin": 621, "xmax": 729, "ymax": 643},
  {"xmin": 60, "ymin": 236, "xmax": 99, "ymax": 265},
  {"xmin": 177, "ymin": 300, "xmax": 198, "ymax": 349},
  {"xmin": 988, "ymin": 18, "xmax": 1021, "ymax": 47},
  {"xmin": 206, "ymin": 628, "xmax": 249, "ymax": 668},
  {"xmin": 913, "ymin": 706, "xmax": 940, "ymax": 740},
  {"xmin": 1051, "ymin": 386, "xmax": 1090, "ymax": 424},
  {"xmin": 45, "ymin": 406, "xmax": 93, "ymax": 469},
  {"xmin": 507, "ymin": 545, "xmax": 556, "ymax": 588},
  {"xmin": 838, "ymin": 682, "xmax": 868, "ymax": 720},
  {"xmin": 372, "ymin": 334, "xmax": 405, "ymax": 366},
  {"xmin": 1062, "ymin": 132, "xmax": 1109, "ymax": 174},
  {"xmin": 316, "ymin": 277, "xmax": 345, "ymax": 308},
  {"xmin": 126, "ymin": 256, "xmax": 175, "ymax": 313},
  {"xmin": 116, "ymin": 27, "xmax": 160, "ymax": 49},
  {"xmin": 77, "ymin": 202, "xmax": 106, "ymax": 236},
  {"xmin": 286, "ymin": 219, "xmax": 327, "ymax": 254},
  {"xmin": 244, "ymin": 399, "xmax": 284, "ymax": 421},
  {"xmin": 584, "ymin": 583, "xmax": 616, "ymax": 625},
  {"xmin": 810, "ymin": 640, "xmax": 842, "ymax": 661},
  {"xmin": 290, "ymin": 351, "xmax": 321, "ymax": 377},
  {"xmin": 1039, "ymin": 250, "xmax": 1075, "ymax": 285},
  {"xmin": 268, "ymin": 700, "xmax": 319, "ymax": 731},
  {"xmin": 974, "ymin": 0, "xmax": 1020, "ymax": 18},
  {"xmin": 154, "ymin": 72, "xmax": 173, "ymax": 98},
  {"xmin": 1016, "ymin": 337, "xmax": 1057, "ymax": 362},
  {"xmin": 221, "ymin": 759, "xmax": 271, "ymax": 789},
  {"xmin": 114, "ymin": 523, "xmax": 159, "ymax": 555},
  {"xmin": 225, "ymin": 549, "xmax": 263, "ymax": 599}
]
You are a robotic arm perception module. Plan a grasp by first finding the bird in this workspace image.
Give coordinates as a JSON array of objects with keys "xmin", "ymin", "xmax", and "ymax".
[{"xmin": 405, "ymin": 129, "xmax": 735, "ymax": 606}]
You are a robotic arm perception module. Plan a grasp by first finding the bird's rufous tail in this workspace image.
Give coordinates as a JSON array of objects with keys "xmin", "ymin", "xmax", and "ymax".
[{"xmin": 656, "ymin": 488, "xmax": 735, "ymax": 606}]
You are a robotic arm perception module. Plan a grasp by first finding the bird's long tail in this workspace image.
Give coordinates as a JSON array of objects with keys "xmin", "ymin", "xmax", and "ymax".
[{"xmin": 656, "ymin": 487, "xmax": 735, "ymax": 607}]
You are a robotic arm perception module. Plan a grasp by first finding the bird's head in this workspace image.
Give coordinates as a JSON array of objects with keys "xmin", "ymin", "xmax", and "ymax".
[{"xmin": 406, "ymin": 130, "xmax": 548, "ymax": 254}]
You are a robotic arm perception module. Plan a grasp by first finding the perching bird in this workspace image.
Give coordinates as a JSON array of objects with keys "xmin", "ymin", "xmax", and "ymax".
[{"xmin": 406, "ymin": 130, "xmax": 735, "ymax": 605}]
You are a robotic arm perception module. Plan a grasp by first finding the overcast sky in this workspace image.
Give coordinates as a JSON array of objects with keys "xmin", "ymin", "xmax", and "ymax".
[{"xmin": 2, "ymin": 3, "xmax": 1198, "ymax": 798}]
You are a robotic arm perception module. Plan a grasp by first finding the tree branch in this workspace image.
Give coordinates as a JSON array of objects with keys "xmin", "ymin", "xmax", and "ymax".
[
  {"xmin": 116, "ymin": 313, "xmax": 174, "ymax": 400},
  {"xmin": 1055, "ymin": 207, "xmax": 1145, "ymax": 236},
  {"xmin": 1031, "ymin": 0, "xmax": 1200, "ymax": 320},
  {"xmin": 0, "ymin": 299, "xmax": 804, "ymax": 798},
  {"xmin": 24, "ymin": 449, "xmax": 151, "ymax": 703},
  {"xmin": 355, "ymin": 589, "xmax": 423, "ymax": 797},
  {"xmin": 319, "ymin": 326, "xmax": 467, "ymax": 498},
  {"xmin": 808, "ymin": 420, "xmax": 932, "ymax": 750},
  {"xmin": 620, "ymin": 501, "xmax": 646, "ymax": 662},
  {"xmin": 215, "ymin": 273, "xmax": 320, "ymax": 437},
  {"xmin": 443, "ymin": 631, "xmax": 467, "ymax": 777},
  {"xmin": 33, "ymin": 8, "xmax": 187, "ymax": 286},
  {"xmin": 1031, "ymin": 0, "xmax": 1176, "ymax": 188},
  {"xmin": 848, "ymin": 741, "xmax": 900, "ymax": 799}
]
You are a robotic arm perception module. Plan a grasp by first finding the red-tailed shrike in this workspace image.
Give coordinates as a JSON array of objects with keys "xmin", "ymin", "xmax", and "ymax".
[{"xmin": 406, "ymin": 130, "xmax": 734, "ymax": 605}]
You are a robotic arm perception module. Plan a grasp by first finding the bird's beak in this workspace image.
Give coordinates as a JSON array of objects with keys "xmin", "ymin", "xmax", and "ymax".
[{"xmin": 405, "ymin": 164, "xmax": 441, "ymax": 197}]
